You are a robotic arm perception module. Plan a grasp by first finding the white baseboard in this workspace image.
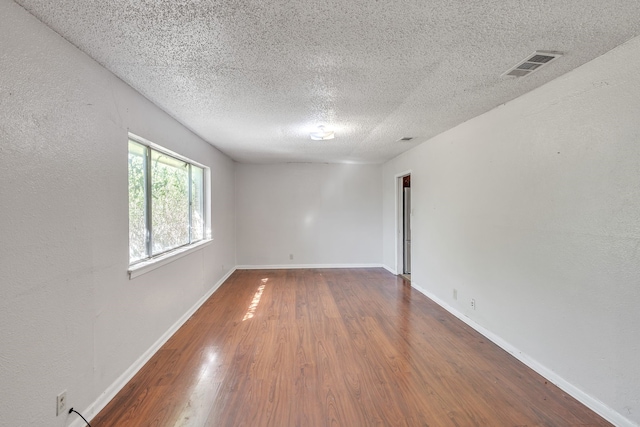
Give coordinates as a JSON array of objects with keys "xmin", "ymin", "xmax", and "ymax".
[
  {"xmin": 70, "ymin": 267, "xmax": 237, "ymax": 427},
  {"xmin": 409, "ymin": 281, "xmax": 638, "ymax": 427},
  {"xmin": 382, "ymin": 264, "xmax": 397, "ymax": 275},
  {"xmin": 236, "ymin": 263, "xmax": 384, "ymax": 270}
]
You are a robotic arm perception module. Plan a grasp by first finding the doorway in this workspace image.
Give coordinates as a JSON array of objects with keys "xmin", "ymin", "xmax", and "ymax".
[{"xmin": 396, "ymin": 173, "xmax": 411, "ymax": 281}]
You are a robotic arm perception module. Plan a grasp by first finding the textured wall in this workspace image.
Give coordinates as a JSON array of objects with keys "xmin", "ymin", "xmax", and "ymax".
[
  {"xmin": 236, "ymin": 163, "xmax": 382, "ymax": 267},
  {"xmin": 0, "ymin": 2, "xmax": 236, "ymax": 426},
  {"xmin": 382, "ymin": 36, "xmax": 640, "ymax": 425}
]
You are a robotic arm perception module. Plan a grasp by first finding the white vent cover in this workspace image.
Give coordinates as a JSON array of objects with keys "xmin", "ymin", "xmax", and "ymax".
[{"xmin": 502, "ymin": 51, "xmax": 563, "ymax": 78}]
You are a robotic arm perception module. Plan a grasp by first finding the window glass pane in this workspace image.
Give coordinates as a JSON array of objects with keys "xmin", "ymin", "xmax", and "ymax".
[
  {"xmin": 128, "ymin": 140, "xmax": 148, "ymax": 263},
  {"xmin": 151, "ymin": 149, "xmax": 189, "ymax": 255},
  {"xmin": 128, "ymin": 135, "xmax": 210, "ymax": 266},
  {"xmin": 191, "ymin": 165, "xmax": 205, "ymax": 241}
]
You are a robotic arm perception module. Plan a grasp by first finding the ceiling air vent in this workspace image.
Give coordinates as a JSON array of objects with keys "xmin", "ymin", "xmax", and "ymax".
[{"xmin": 502, "ymin": 51, "xmax": 562, "ymax": 78}]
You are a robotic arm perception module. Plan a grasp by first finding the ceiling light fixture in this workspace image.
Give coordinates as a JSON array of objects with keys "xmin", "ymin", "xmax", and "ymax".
[{"xmin": 309, "ymin": 125, "xmax": 335, "ymax": 141}]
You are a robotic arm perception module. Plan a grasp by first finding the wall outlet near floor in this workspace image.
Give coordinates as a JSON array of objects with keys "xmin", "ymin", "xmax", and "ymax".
[
  {"xmin": 56, "ymin": 390, "xmax": 67, "ymax": 416},
  {"xmin": 453, "ymin": 289, "xmax": 457, "ymax": 300},
  {"xmin": 289, "ymin": 254, "xmax": 293, "ymax": 260},
  {"xmin": 470, "ymin": 298, "xmax": 476, "ymax": 310}
]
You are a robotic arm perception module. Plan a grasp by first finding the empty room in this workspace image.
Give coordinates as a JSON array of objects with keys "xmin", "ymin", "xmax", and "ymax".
[{"xmin": 1, "ymin": 0, "xmax": 639, "ymax": 426}]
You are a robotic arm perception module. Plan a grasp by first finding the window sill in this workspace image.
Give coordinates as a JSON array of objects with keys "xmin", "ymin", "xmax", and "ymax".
[{"xmin": 128, "ymin": 239, "xmax": 213, "ymax": 279}]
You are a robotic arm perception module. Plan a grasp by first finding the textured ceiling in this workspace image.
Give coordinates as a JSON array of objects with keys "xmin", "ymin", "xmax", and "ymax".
[{"xmin": 14, "ymin": 0, "xmax": 640, "ymax": 163}]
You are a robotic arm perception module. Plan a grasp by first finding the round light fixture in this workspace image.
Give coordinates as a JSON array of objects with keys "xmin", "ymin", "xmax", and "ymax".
[{"xmin": 309, "ymin": 125, "xmax": 335, "ymax": 140}]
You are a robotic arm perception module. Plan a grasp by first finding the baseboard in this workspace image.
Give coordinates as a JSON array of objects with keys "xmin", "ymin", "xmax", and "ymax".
[
  {"xmin": 236, "ymin": 263, "xmax": 384, "ymax": 270},
  {"xmin": 409, "ymin": 281, "xmax": 638, "ymax": 427},
  {"xmin": 382, "ymin": 264, "xmax": 397, "ymax": 275},
  {"xmin": 70, "ymin": 267, "xmax": 237, "ymax": 427}
]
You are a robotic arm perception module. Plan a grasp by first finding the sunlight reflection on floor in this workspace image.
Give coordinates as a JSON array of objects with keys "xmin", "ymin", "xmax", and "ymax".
[{"xmin": 242, "ymin": 278, "xmax": 268, "ymax": 321}]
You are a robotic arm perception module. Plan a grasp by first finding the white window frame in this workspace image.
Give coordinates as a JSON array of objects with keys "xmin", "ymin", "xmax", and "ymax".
[{"xmin": 127, "ymin": 133, "xmax": 212, "ymax": 278}]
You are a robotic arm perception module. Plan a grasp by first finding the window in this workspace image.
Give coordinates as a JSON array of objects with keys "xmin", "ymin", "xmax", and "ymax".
[{"xmin": 128, "ymin": 135, "xmax": 209, "ymax": 265}]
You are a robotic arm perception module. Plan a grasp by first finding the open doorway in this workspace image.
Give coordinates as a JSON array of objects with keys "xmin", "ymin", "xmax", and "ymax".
[{"xmin": 396, "ymin": 173, "xmax": 411, "ymax": 281}]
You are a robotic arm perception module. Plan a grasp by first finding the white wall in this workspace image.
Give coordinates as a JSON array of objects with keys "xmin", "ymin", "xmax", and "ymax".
[
  {"xmin": 0, "ymin": 2, "xmax": 236, "ymax": 426},
  {"xmin": 383, "ymin": 37, "xmax": 640, "ymax": 426},
  {"xmin": 236, "ymin": 163, "xmax": 382, "ymax": 267},
  {"xmin": 4, "ymin": 0, "xmax": 639, "ymax": 424}
]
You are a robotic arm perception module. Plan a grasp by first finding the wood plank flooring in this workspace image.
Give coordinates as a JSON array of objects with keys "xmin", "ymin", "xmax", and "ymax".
[{"xmin": 92, "ymin": 268, "xmax": 612, "ymax": 426}]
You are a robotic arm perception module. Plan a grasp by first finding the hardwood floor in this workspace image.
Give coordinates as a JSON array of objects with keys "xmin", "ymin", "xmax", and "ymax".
[{"xmin": 92, "ymin": 268, "xmax": 611, "ymax": 426}]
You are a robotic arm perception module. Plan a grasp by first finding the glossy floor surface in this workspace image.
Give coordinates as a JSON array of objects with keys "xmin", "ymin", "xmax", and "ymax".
[{"xmin": 92, "ymin": 268, "xmax": 611, "ymax": 426}]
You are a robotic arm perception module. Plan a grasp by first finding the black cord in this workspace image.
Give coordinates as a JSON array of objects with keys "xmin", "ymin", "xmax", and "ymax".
[{"xmin": 68, "ymin": 408, "xmax": 92, "ymax": 427}]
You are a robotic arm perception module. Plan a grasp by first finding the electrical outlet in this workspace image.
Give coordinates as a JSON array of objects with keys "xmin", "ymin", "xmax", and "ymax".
[
  {"xmin": 56, "ymin": 390, "xmax": 67, "ymax": 416},
  {"xmin": 453, "ymin": 289, "xmax": 457, "ymax": 300},
  {"xmin": 470, "ymin": 299, "xmax": 476, "ymax": 310},
  {"xmin": 289, "ymin": 254, "xmax": 293, "ymax": 260}
]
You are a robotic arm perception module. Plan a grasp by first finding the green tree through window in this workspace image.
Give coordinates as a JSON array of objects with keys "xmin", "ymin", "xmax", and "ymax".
[{"xmin": 128, "ymin": 138, "xmax": 207, "ymax": 264}]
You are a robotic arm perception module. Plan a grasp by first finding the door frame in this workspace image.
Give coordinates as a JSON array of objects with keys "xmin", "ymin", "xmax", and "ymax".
[{"xmin": 394, "ymin": 170, "xmax": 412, "ymax": 277}]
